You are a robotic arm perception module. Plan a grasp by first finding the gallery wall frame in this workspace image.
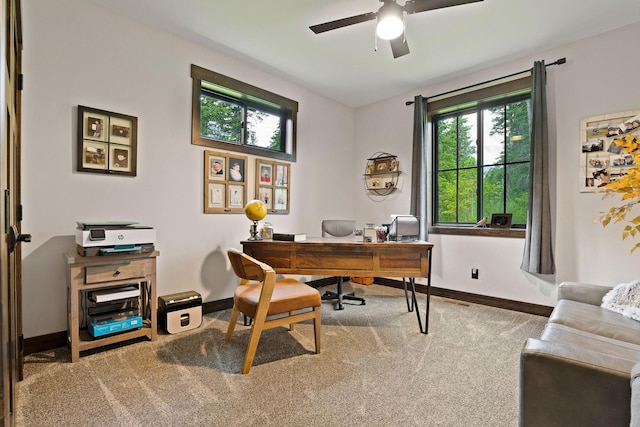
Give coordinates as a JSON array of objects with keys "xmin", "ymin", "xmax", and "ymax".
[
  {"xmin": 580, "ymin": 109, "xmax": 640, "ymax": 192},
  {"xmin": 255, "ymin": 159, "xmax": 290, "ymax": 214},
  {"xmin": 204, "ymin": 150, "xmax": 248, "ymax": 213},
  {"xmin": 77, "ymin": 105, "xmax": 138, "ymax": 176}
]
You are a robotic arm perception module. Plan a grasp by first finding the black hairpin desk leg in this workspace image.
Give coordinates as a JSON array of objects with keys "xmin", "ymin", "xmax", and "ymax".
[{"xmin": 402, "ymin": 248, "xmax": 432, "ymax": 334}]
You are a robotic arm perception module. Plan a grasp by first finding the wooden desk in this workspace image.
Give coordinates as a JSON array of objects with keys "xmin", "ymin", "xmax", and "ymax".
[{"xmin": 241, "ymin": 238, "xmax": 433, "ymax": 334}]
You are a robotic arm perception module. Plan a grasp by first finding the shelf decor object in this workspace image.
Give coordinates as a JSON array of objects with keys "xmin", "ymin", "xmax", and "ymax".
[
  {"xmin": 364, "ymin": 152, "xmax": 401, "ymax": 196},
  {"xmin": 77, "ymin": 105, "xmax": 138, "ymax": 177},
  {"xmin": 244, "ymin": 199, "xmax": 268, "ymax": 240}
]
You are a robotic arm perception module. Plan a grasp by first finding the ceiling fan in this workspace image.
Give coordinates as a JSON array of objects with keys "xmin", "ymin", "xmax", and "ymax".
[{"xmin": 310, "ymin": 0, "xmax": 483, "ymax": 59}]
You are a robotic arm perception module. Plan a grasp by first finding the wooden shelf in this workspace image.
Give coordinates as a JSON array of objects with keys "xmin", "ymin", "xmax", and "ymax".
[
  {"xmin": 364, "ymin": 152, "xmax": 400, "ymax": 195},
  {"xmin": 65, "ymin": 251, "xmax": 159, "ymax": 362}
]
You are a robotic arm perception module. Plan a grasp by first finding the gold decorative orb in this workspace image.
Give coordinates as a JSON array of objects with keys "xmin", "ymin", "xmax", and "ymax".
[{"xmin": 244, "ymin": 199, "xmax": 267, "ymax": 221}]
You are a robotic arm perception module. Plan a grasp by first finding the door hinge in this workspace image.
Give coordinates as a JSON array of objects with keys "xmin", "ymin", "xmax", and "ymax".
[{"xmin": 17, "ymin": 73, "xmax": 23, "ymax": 91}]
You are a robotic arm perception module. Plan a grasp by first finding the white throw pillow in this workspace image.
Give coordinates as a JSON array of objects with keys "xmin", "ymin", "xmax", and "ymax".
[{"xmin": 601, "ymin": 280, "xmax": 640, "ymax": 321}]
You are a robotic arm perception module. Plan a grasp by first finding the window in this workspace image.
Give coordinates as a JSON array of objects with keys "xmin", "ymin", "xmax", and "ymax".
[
  {"xmin": 191, "ymin": 65, "xmax": 298, "ymax": 162},
  {"xmin": 432, "ymin": 81, "xmax": 531, "ymax": 228}
]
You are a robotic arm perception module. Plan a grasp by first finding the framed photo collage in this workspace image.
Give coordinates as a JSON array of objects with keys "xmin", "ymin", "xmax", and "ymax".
[
  {"xmin": 77, "ymin": 105, "xmax": 137, "ymax": 177},
  {"xmin": 580, "ymin": 110, "xmax": 640, "ymax": 192}
]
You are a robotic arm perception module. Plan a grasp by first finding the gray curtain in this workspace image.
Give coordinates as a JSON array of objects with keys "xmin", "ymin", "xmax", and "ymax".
[
  {"xmin": 521, "ymin": 61, "xmax": 555, "ymax": 274},
  {"xmin": 410, "ymin": 95, "xmax": 428, "ymax": 241}
]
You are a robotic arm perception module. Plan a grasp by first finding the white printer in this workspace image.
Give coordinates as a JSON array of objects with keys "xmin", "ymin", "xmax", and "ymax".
[
  {"xmin": 76, "ymin": 221, "xmax": 156, "ymax": 256},
  {"xmin": 388, "ymin": 215, "xmax": 420, "ymax": 241}
]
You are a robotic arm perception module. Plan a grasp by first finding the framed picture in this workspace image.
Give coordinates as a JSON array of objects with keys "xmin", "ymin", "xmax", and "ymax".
[
  {"xmin": 228, "ymin": 184, "xmax": 244, "ymax": 208},
  {"xmin": 81, "ymin": 141, "xmax": 107, "ymax": 170},
  {"xmin": 490, "ymin": 213, "xmax": 512, "ymax": 229},
  {"xmin": 203, "ymin": 150, "xmax": 247, "ymax": 214},
  {"xmin": 580, "ymin": 110, "xmax": 640, "ymax": 192},
  {"xmin": 208, "ymin": 155, "xmax": 226, "ymax": 180},
  {"xmin": 228, "ymin": 157, "xmax": 245, "ymax": 183},
  {"xmin": 258, "ymin": 186, "xmax": 273, "ymax": 209},
  {"xmin": 77, "ymin": 105, "xmax": 137, "ymax": 176},
  {"xmin": 374, "ymin": 158, "xmax": 392, "ymax": 173},
  {"xmin": 255, "ymin": 159, "xmax": 290, "ymax": 214},
  {"xmin": 205, "ymin": 182, "xmax": 226, "ymax": 212},
  {"xmin": 109, "ymin": 116, "xmax": 133, "ymax": 145},
  {"xmin": 259, "ymin": 163, "xmax": 273, "ymax": 185},
  {"xmin": 109, "ymin": 145, "xmax": 132, "ymax": 172},
  {"xmin": 275, "ymin": 164, "xmax": 288, "ymax": 187},
  {"xmin": 274, "ymin": 188, "xmax": 288, "ymax": 211}
]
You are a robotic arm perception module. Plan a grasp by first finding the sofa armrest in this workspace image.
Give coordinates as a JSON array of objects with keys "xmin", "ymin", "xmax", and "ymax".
[
  {"xmin": 632, "ymin": 363, "xmax": 640, "ymax": 427},
  {"xmin": 557, "ymin": 281, "xmax": 613, "ymax": 306},
  {"xmin": 520, "ymin": 338, "xmax": 632, "ymax": 427}
]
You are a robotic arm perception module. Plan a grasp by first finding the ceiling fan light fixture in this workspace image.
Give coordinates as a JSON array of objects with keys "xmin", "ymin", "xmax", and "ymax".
[{"xmin": 376, "ymin": 3, "xmax": 404, "ymax": 40}]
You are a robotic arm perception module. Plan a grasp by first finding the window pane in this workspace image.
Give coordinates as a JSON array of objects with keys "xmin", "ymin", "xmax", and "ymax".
[
  {"xmin": 483, "ymin": 165, "xmax": 504, "ymax": 218},
  {"xmin": 483, "ymin": 107, "xmax": 504, "ymax": 166},
  {"xmin": 437, "ymin": 170, "xmax": 456, "ymax": 223},
  {"xmin": 506, "ymin": 163, "xmax": 530, "ymax": 224},
  {"xmin": 506, "ymin": 100, "xmax": 531, "ymax": 162},
  {"xmin": 458, "ymin": 168, "xmax": 477, "ymax": 223},
  {"xmin": 246, "ymin": 107, "xmax": 282, "ymax": 150},
  {"xmin": 437, "ymin": 117, "xmax": 457, "ymax": 170},
  {"xmin": 458, "ymin": 113, "xmax": 477, "ymax": 168},
  {"xmin": 200, "ymin": 94, "xmax": 242, "ymax": 143}
]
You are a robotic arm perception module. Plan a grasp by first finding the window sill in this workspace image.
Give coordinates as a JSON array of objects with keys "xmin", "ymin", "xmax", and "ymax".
[{"xmin": 429, "ymin": 226, "xmax": 525, "ymax": 238}]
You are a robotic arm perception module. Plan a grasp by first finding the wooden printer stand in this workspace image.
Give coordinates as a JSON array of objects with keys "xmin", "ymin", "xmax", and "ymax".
[{"xmin": 65, "ymin": 251, "xmax": 159, "ymax": 362}]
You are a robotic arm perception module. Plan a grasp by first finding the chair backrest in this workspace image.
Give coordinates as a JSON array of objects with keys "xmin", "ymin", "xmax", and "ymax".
[
  {"xmin": 322, "ymin": 220, "xmax": 356, "ymax": 237},
  {"xmin": 227, "ymin": 248, "xmax": 274, "ymax": 282}
]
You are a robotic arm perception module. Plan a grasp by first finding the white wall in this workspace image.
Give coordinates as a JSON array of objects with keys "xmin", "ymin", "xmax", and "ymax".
[
  {"xmin": 355, "ymin": 21, "xmax": 640, "ymax": 307},
  {"xmin": 21, "ymin": 0, "xmax": 640, "ymax": 339},
  {"xmin": 20, "ymin": 0, "xmax": 355, "ymax": 338}
]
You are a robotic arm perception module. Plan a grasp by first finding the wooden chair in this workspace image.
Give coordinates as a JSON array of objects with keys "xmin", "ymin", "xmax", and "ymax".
[{"xmin": 226, "ymin": 248, "xmax": 322, "ymax": 374}]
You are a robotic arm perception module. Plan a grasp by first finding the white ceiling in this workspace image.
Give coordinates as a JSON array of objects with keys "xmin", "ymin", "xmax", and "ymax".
[{"xmin": 89, "ymin": 0, "xmax": 640, "ymax": 108}]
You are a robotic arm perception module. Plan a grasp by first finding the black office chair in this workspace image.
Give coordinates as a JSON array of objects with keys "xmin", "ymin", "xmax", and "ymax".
[{"xmin": 320, "ymin": 220, "xmax": 366, "ymax": 310}]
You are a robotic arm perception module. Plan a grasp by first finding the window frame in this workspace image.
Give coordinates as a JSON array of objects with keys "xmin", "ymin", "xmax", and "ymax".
[
  {"xmin": 428, "ymin": 76, "xmax": 531, "ymax": 233},
  {"xmin": 191, "ymin": 64, "xmax": 298, "ymax": 162}
]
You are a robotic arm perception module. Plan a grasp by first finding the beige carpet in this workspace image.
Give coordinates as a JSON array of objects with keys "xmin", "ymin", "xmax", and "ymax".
[{"xmin": 16, "ymin": 284, "xmax": 546, "ymax": 426}]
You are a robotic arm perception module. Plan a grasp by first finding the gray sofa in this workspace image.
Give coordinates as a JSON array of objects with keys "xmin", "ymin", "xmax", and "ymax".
[{"xmin": 520, "ymin": 281, "xmax": 640, "ymax": 427}]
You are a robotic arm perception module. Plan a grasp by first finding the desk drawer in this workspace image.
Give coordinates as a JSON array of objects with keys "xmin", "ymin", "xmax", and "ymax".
[{"xmin": 85, "ymin": 261, "xmax": 146, "ymax": 284}]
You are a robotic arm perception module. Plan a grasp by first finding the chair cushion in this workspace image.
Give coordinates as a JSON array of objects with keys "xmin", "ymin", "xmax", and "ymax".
[
  {"xmin": 549, "ymin": 299, "xmax": 640, "ymax": 345},
  {"xmin": 235, "ymin": 278, "xmax": 321, "ymax": 317}
]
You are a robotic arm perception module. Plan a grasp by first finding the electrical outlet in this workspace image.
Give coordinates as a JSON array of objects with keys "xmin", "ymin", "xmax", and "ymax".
[{"xmin": 471, "ymin": 268, "xmax": 479, "ymax": 279}]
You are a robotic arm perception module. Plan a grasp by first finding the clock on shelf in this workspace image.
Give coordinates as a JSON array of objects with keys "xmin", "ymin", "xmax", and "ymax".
[{"xmin": 364, "ymin": 152, "xmax": 401, "ymax": 196}]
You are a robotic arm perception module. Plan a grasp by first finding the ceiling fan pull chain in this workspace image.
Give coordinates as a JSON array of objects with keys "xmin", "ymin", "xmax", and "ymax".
[{"xmin": 374, "ymin": 29, "xmax": 378, "ymax": 52}]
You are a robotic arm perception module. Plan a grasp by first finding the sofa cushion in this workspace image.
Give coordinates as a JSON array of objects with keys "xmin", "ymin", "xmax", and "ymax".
[{"xmin": 549, "ymin": 299, "xmax": 640, "ymax": 345}]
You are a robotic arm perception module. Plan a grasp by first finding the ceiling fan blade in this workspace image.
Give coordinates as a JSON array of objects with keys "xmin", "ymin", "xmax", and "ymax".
[
  {"xmin": 310, "ymin": 12, "xmax": 376, "ymax": 34},
  {"xmin": 404, "ymin": 0, "xmax": 483, "ymax": 15},
  {"xmin": 390, "ymin": 34, "xmax": 410, "ymax": 59}
]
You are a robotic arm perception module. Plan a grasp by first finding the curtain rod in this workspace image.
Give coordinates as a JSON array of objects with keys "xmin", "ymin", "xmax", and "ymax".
[{"xmin": 405, "ymin": 57, "xmax": 566, "ymax": 106}]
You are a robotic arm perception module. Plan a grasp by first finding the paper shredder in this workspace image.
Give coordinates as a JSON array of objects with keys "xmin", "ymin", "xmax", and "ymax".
[{"xmin": 158, "ymin": 291, "xmax": 202, "ymax": 334}]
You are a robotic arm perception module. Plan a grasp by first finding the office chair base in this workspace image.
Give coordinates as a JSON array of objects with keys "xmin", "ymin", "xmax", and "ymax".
[
  {"xmin": 322, "ymin": 291, "xmax": 366, "ymax": 310},
  {"xmin": 321, "ymin": 285, "xmax": 366, "ymax": 310}
]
